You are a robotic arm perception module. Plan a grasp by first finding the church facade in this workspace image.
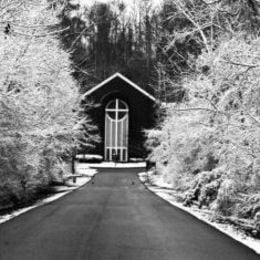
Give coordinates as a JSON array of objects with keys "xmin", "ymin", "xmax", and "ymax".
[{"xmin": 83, "ymin": 73, "xmax": 156, "ymax": 162}]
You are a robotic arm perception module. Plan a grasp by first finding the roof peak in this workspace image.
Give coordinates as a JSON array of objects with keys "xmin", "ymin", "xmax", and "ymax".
[{"xmin": 83, "ymin": 72, "xmax": 156, "ymax": 102}]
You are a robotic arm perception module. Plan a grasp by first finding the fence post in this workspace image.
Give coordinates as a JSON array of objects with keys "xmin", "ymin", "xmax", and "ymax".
[{"xmin": 72, "ymin": 152, "xmax": 76, "ymax": 183}]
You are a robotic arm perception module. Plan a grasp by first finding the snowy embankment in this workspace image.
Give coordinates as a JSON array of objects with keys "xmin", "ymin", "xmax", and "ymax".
[
  {"xmin": 0, "ymin": 164, "xmax": 97, "ymax": 225},
  {"xmin": 138, "ymin": 171, "xmax": 260, "ymax": 255}
]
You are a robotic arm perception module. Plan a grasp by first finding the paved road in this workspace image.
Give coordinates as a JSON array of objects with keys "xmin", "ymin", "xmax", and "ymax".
[{"xmin": 0, "ymin": 167, "xmax": 259, "ymax": 260}]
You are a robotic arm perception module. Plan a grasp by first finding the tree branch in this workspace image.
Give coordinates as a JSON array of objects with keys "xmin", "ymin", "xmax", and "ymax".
[
  {"xmin": 175, "ymin": 0, "xmax": 211, "ymax": 53},
  {"xmin": 222, "ymin": 59, "xmax": 260, "ymax": 68},
  {"xmin": 171, "ymin": 107, "xmax": 229, "ymax": 116},
  {"xmin": 13, "ymin": 26, "xmax": 70, "ymax": 37}
]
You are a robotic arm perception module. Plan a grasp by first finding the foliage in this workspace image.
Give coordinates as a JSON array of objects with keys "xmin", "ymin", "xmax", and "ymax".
[
  {"xmin": 0, "ymin": 0, "xmax": 95, "ymax": 207},
  {"xmin": 155, "ymin": 0, "xmax": 260, "ymax": 100},
  {"xmin": 146, "ymin": 4, "xmax": 260, "ymax": 227}
]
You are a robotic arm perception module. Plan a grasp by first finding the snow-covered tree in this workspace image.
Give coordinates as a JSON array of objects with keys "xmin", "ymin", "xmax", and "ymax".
[{"xmin": 0, "ymin": 0, "xmax": 95, "ymax": 206}]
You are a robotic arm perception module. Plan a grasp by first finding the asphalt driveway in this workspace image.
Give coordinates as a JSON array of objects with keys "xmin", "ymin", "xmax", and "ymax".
[{"xmin": 0, "ymin": 167, "xmax": 259, "ymax": 260}]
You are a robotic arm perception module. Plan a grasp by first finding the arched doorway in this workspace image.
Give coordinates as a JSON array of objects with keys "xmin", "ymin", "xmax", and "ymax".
[{"xmin": 105, "ymin": 98, "xmax": 129, "ymax": 162}]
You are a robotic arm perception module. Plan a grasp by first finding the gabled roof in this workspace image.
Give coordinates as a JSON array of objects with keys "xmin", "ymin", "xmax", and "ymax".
[{"xmin": 83, "ymin": 72, "xmax": 156, "ymax": 102}]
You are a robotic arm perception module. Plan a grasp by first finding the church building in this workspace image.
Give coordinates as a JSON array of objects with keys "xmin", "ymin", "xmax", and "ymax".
[{"xmin": 83, "ymin": 72, "xmax": 156, "ymax": 162}]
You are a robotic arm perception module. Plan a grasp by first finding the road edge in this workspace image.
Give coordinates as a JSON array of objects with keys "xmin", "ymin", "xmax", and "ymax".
[
  {"xmin": 0, "ymin": 174, "xmax": 96, "ymax": 225},
  {"xmin": 137, "ymin": 172, "xmax": 260, "ymax": 255}
]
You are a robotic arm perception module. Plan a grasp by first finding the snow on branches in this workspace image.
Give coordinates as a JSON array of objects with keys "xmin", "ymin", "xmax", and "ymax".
[{"xmin": 0, "ymin": 0, "xmax": 94, "ymax": 207}]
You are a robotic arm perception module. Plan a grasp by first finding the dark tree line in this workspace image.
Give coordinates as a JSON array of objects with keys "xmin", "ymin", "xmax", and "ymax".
[
  {"xmin": 58, "ymin": 0, "xmax": 260, "ymax": 102},
  {"xmin": 59, "ymin": 0, "xmax": 190, "ymax": 101}
]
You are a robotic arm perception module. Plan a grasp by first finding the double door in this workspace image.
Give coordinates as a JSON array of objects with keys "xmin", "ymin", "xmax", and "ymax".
[{"xmin": 104, "ymin": 99, "xmax": 129, "ymax": 162}]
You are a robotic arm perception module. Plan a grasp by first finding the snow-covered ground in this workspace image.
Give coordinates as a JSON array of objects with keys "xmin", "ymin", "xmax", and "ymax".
[
  {"xmin": 79, "ymin": 161, "xmax": 146, "ymax": 168},
  {"xmin": 74, "ymin": 162, "xmax": 98, "ymax": 175},
  {"xmin": 138, "ymin": 171, "xmax": 260, "ymax": 255},
  {"xmin": 0, "ymin": 166, "xmax": 97, "ymax": 225}
]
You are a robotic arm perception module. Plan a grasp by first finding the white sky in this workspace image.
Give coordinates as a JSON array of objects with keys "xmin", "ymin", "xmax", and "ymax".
[
  {"xmin": 69, "ymin": 0, "xmax": 164, "ymax": 23},
  {"xmin": 70, "ymin": 0, "xmax": 163, "ymax": 9}
]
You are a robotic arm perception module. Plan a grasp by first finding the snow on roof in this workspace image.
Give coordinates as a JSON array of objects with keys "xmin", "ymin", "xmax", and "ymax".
[{"xmin": 83, "ymin": 72, "xmax": 156, "ymax": 102}]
